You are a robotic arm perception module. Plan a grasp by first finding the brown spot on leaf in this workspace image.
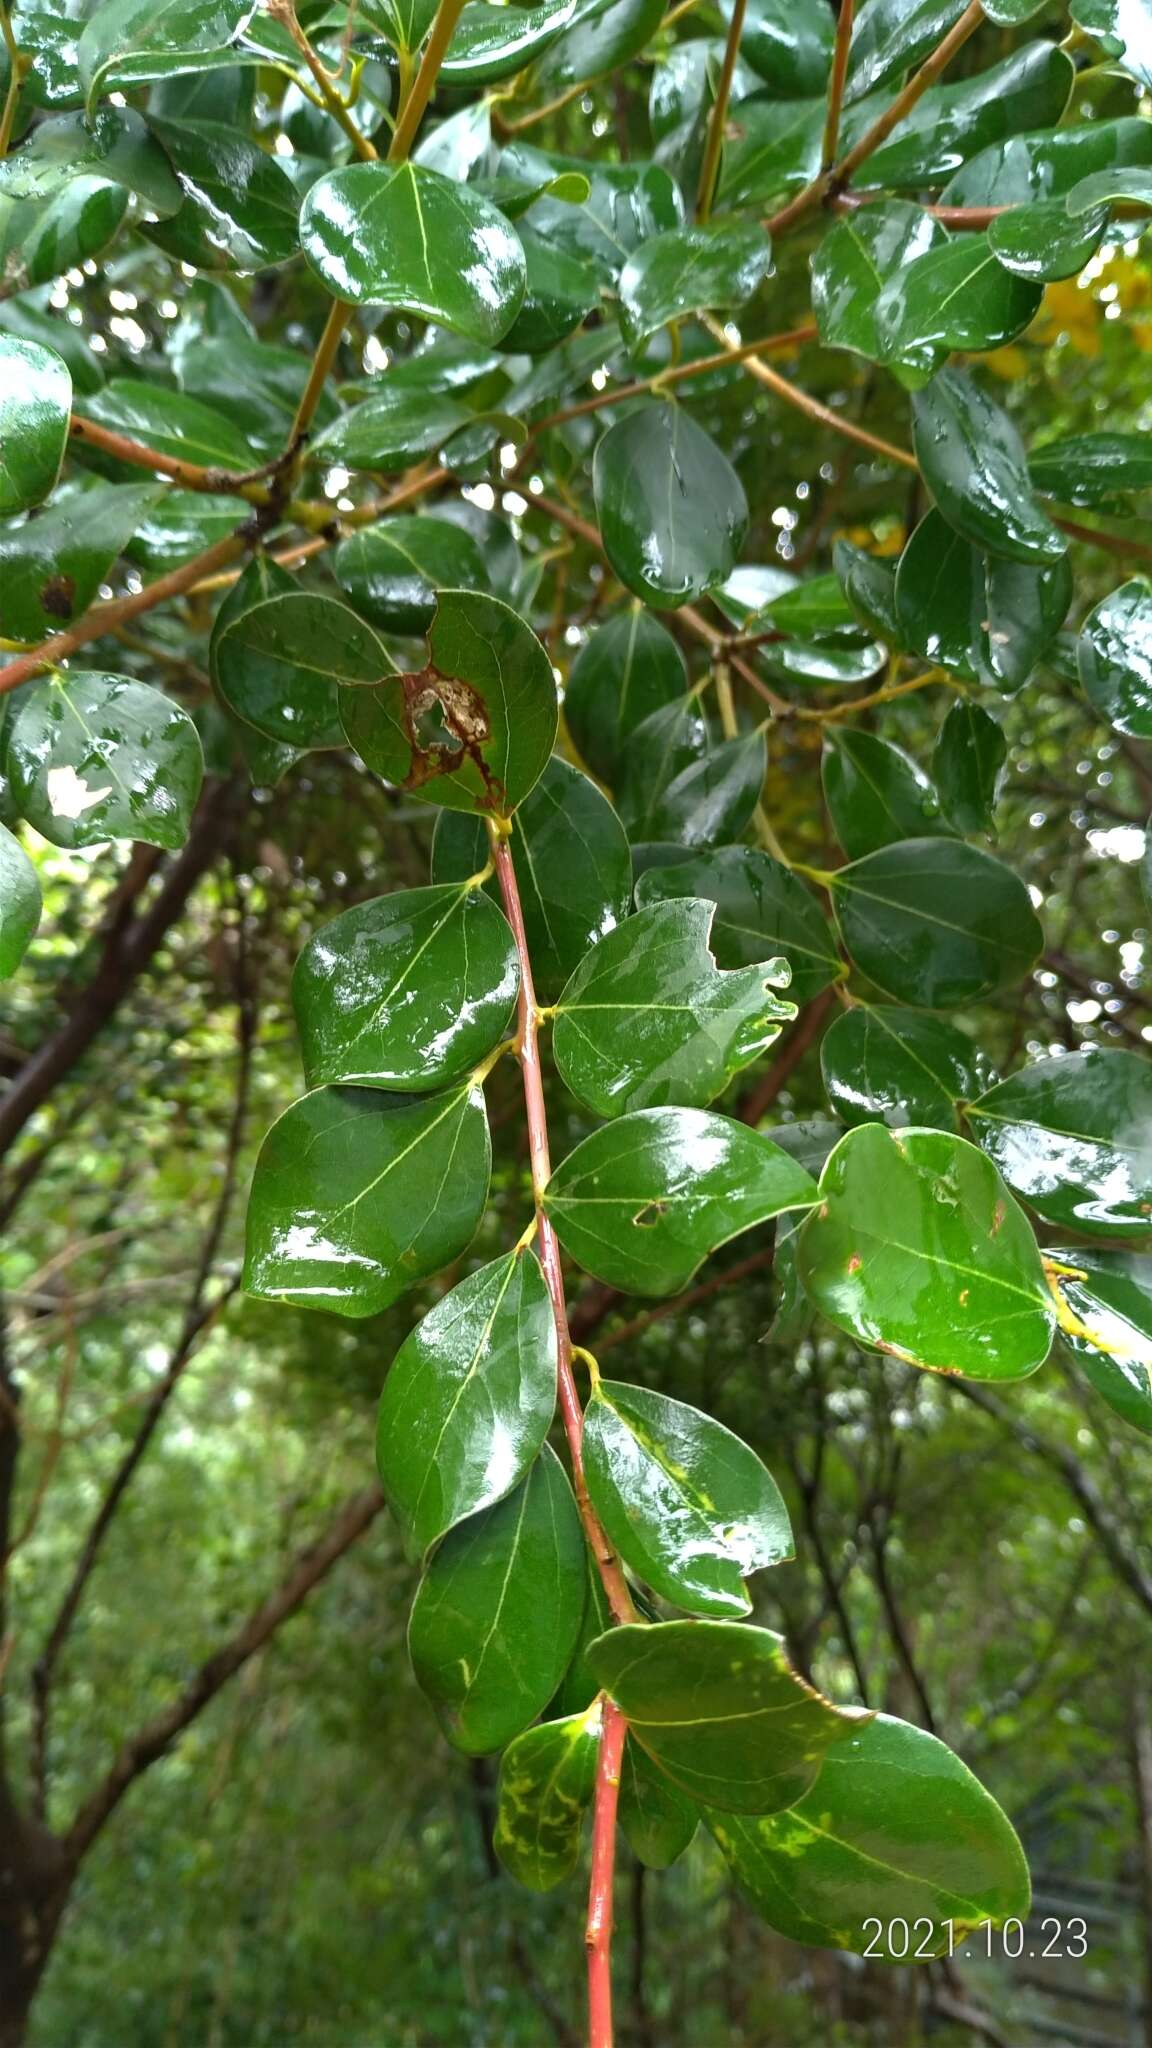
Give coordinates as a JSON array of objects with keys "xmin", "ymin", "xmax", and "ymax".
[
  {"xmin": 397, "ymin": 666, "xmax": 507, "ymax": 811},
  {"xmin": 990, "ymin": 1200, "xmax": 1006, "ymax": 1238},
  {"xmin": 40, "ymin": 575, "xmax": 76, "ymax": 620},
  {"xmin": 847, "ymin": 1253, "xmax": 862, "ymax": 1275},
  {"xmin": 632, "ymin": 1200, "xmax": 668, "ymax": 1229}
]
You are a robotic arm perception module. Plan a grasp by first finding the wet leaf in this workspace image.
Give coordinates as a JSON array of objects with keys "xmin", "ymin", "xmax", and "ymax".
[
  {"xmin": 1078, "ymin": 579, "xmax": 1152, "ymax": 738},
  {"xmin": 144, "ymin": 119, "xmax": 300, "ymax": 273},
  {"xmin": 617, "ymin": 223, "xmax": 773, "ymax": 349},
  {"xmin": 0, "ymin": 481, "xmax": 160, "ymax": 644},
  {"xmin": 215, "ymin": 591, "xmax": 392, "ymax": 750},
  {"xmin": 969, "ymin": 1049, "xmax": 1152, "ymax": 1240},
  {"xmin": 494, "ymin": 1705, "xmax": 602, "ymax": 1890},
  {"xmin": 830, "ymin": 837, "xmax": 1043, "ymax": 1008},
  {"xmin": 0, "ymin": 106, "xmax": 182, "ymax": 214},
  {"xmin": 77, "ymin": 379, "xmax": 254, "ymax": 474},
  {"xmin": 822, "ymin": 728, "xmax": 950, "ymax": 860},
  {"xmin": 895, "ymin": 509, "xmax": 1071, "ymax": 692},
  {"xmin": 0, "ymin": 823, "xmax": 42, "ymax": 980},
  {"xmin": 564, "ymin": 606, "xmax": 688, "ymax": 783},
  {"xmin": 874, "ymin": 238, "xmax": 1042, "ymax": 382},
  {"xmin": 1050, "ymin": 1247, "xmax": 1152, "ymax": 1436},
  {"xmin": 932, "ymin": 700, "xmax": 1007, "ymax": 834},
  {"xmin": 594, "ymin": 402, "xmax": 748, "ymax": 610},
  {"xmin": 636, "ymin": 846, "xmax": 841, "ymax": 1006},
  {"xmin": 911, "ymin": 369, "xmax": 1065, "ymax": 564},
  {"xmin": 333, "ymin": 518, "xmax": 490, "ymax": 635},
  {"xmin": 820, "ymin": 1005, "xmax": 995, "ymax": 1133},
  {"xmin": 8, "ymin": 671, "xmax": 203, "ymax": 850},
  {"xmin": 0, "ymin": 335, "xmax": 71, "ymax": 517}
]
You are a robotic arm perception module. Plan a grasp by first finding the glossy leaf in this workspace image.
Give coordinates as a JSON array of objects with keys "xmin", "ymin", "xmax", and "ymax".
[
  {"xmin": 797, "ymin": 1124, "xmax": 1054, "ymax": 1379},
  {"xmin": 313, "ymin": 391, "xmax": 472, "ymax": 474},
  {"xmin": 341, "ymin": 590, "xmax": 557, "ymax": 818},
  {"xmin": 1030, "ymin": 433, "xmax": 1152, "ymax": 509},
  {"xmin": 733, "ymin": 0, "xmax": 835, "ymax": 92},
  {"xmin": 646, "ymin": 730, "xmax": 767, "ymax": 852},
  {"xmin": 820, "ymin": 1006, "xmax": 995, "ymax": 1133},
  {"xmin": 583, "ymin": 1378, "xmax": 793, "ymax": 1615},
  {"xmin": 617, "ymin": 223, "xmax": 773, "ymax": 350},
  {"xmin": 407, "ymin": 1447, "xmax": 585, "ymax": 1754},
  {"xmin": 530, "ymin": 0, "xmax": 666, "ymax": 91},
  {"xmin": 944, "ymin": 118, "xmax": 1152, "ymax": 209},
  {"xmin": 1078, "ymin": 579, "xmax": 1152, "ymax": 738},
  {"xmin": 845, "ymin": 0, "xmax": 968, "ymax": 103},
  {"xmin": 988, "ymin": 197, "xmax": 1109, "ymax": 284},
  {"xmin": 564, "ymin": 607, "xmax": 687, "ymax": 783},
  {"xmin": 144, "ymin": 120, "xmax": 300, "ymax": 273},
  {"xmin": 911, "ymin": 370, "xmax": 1065, "ymax": 565},
  {"xmin": 497, "ymin": 144, "xmax": 682, "ymax": 282},
  {"xmin": 8, "ymin": 671, "xmax": 203, "ymax": 852},
  {"xmin": 833, "ymin": 540, "xmax": 900, "ymax": 642},
  {"xmin": 300, "ymin": 162, "xmax": 526, "ymax": 344},
  {"xmin": 441, "ymin": 0, "xmax": 580, "ymax": 84},
  {"xmin": 614, "ymin": 697, "xmax": 709, "ymax": 839},
  {"xmin": 243, "ymin": 1082, "xmax": 491, "ymax": 1319},
  {"xmin": 77, "ymin": 380, "xmax": 254, "ymax": 475},
  {"xmin": 895, "ymin": 510, "xmax": 1072, "ymax": 692},
  {"xmin": 0, "ymin": 335, "xmax": 71, "ymax": 517},
  {"xmin": 594, "ymin": 403, "xmax": 748, "ymax": 610},
  {"xmin": 619, "ymin": 1742, "xmax": 698, "ymax": 1868},
  {"xmin": 0, "ymin": 178, "xmax": 128, "ymax": 293},
  {"xmin": 0, "ymin": 481, "xmax": 160, "ymax": 643},
  {"xmin": 969, "ymin": 1049, "xmax": 1152, "ymax": 1240},
  {"xmin": 712, "ymin": 1713, "xmax": 1031, "ymax": 1952},
  {"xmin": 822, "ymin": 728, "xmax": 948, "ymax": 861},
  {"xmin": 543, "ymin": 1107, "xmax": 818, "ymax": 1296},
  {"xmin": 587, "ymin": 1621, "xmax": 859, "ymax": 1813},
  {"xmin": 552, "ymin": 899, "xmax": 794, "ymax": 1117},
  {"xmin": 862, "ymin": 45, "xmax": 1074, "ymax": 192},
  {"xmin": 932, "ymin": 700, "xmax": 1007, "ymax": 835},
  {"xmin": 77, "ymin": 0, "xmax": 251, "ymax": 99},
  {"xmin": 719, "ymin": 98, "xmax": 824, "ymax": 208},
  {"xmin": 829, "ymin": 838, "xmax": 1044, "ymax": 1008},
  {"xmin": 504, "ymin": 226, "xmax": 599, "ymax": 353},
  {"xmin": 1050, "ymin": 1248, "xmax": 1152, "ymax": 1436},
  {"xmin": 0, "ymin": 107, "xmax": 181, "ymax": 214},
  {"xmin": 874, "ymin": 238, "xmax": 1042, "ymax": 382},
  {"xmin": 432, "ymin": 757, "xmax": 631, "ymax": 1001},
  {"xmin": 376, "ymin": 1249, "xmax": 556, "ymax": 1556},
  {"xmin": 293, "ymin": 883, "xmax": 518, "ymax": 1094},
  {"xmin": 494, "ymin": 1705, "xmax": 601, "ymax": 1890},
  {"xmin": 0, "ymin": 823, "xmax": 42, "ymax": 980},
  {"xmin": 636, "ymin": 847, "xmax": 841, "ymax": 1006},
  {"xmin": 215, "ymin": 592, "xmax": 392, "ymax": 750},
  {"xmin": 332, "ymin": 518, "xmax": 490, "ymax": 636}
]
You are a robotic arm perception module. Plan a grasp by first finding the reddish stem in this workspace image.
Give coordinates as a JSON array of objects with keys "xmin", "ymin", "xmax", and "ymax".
[
  {"xmin": 489, "ymin": 825, "xmax": 636, "ymax": 2048},
  {"xmin": 586, "ymin": 1698, "xmax": 627, "ymax": 2048}
]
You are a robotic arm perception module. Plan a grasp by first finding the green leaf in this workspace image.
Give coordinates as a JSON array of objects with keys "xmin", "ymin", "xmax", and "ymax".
[
  {"xmin": 340, "ymin": 589, "xmax": 557, "ymax": 818},
  {"xmin": 862, "ymin": 45, "xmax": 1074, "ymax": 191},
  {"xmin": 820, "ymin": 1006, "xmax": 995, "ymax": 1133},
  {"xmin": 943, "ymin": 118, "xmax": 1152, "ymax": 209},
  {"xmin": 988, "ymin": 198, "xmax": 1109, "ymax": 284},
  {"xmin": 376, "ymin": 1248, "xmax": 556, "ymax": 1556},
  {"xmin": 431, "ymin": 756, "xmax": 632, "ymax": 1001},
  {"xmin": 77, "ymin": 379, "xmax": 254, "ymax": 475},
  {"xmin": 243, "ymin": 1081, "xmax": 491, "ymax": 1319},
  {"xmin": 911, "ymin": 370, "xmax": 1066, "ymax": 565},
  {"xmin": 760, "ymin": 575, "xmax": 856, "ymax": 636},
  {"xmin": 332, "ymin": 517, "xmax": 490, "ymax": 636},
  {"xmin": 494, "ymin": 1705, "xmax": 601, "ymax": 1890},
  {"xmin": 0, "ymin": 107, "xmax": 181, "ymax": 215},
  {"xmin": 845, "ymin": 0, "xmax": 968, "ymax": 103},
  {"xmin": 829, "ymin": 838, "xmax": 1044, "ymax": 1007},
  {"xmin": 1067, "ymin": 165, "xmax": 1152, "ymax": 217},
  {"xmin": 584, "ymin": 1378, "xmax": 793, "ymax": 1616},
  {"xmin": 300, "ymin": 162, "xmax": 526, "ymax": 344},
  {"xmin": 529, "ymin": 0, "xmax": 665, "ymax": 92},
  {"xmin": 711, "ymin": 1713, "xmax": 1031, "ymax": 1952},
  {"xmin": 8, "ymin": 671, "xmax": 203, "ymax": 852},
  {"xmin": 797, "ymin": 1124, "xmax": 1054, "ymax": 1379},
  {"xmin": 0, "ymin": 480, "xmax": 162, "ymax": 643},
  {"xmin": 408, "ymin": 1446, "xmax": 585, "ymax": 1754},
  {"xmin": 0, "ymin": 823, "xmax": 41, "ymax": 980},
  {"xmin": 362, "ymin": 0, "xmax": 439, "ymax": 53},
  {"xmin": 543, "ymin": 1107, "xmax": 818, "ymax": 1295},
  {"xmin": 594, "ymin": 402, "xmax": 748, "ymax": 610},
  {"xmin": 587, "ymin": 1620, "xmax": 859, "ymax": 1812},
  {"xmin": 617, "ymin": 223, "xmax": 773, "ymax": 350},
  {"xmin": 636, "ymin": 847, "xmax": 841, "ymax": 1006},
  {"xmin": 614, "ymin": 697, "xmax": 708, "ymax": 838},
  {"xmin": 214, "ymin": 592, "xmax": 392, "ymax": 750},
  {"xmin": 0, "ymin": 178, "xmax": 129, "ymax": 297},
  {"xmin": 0, "ymin": 335, "xmax": 70, "ymax": 518},
  {"xmin": 77, "ymin": 0, "xmax": 251, "ymax": 100},
  {"xmin": 619, "ymin": 1741, "xmax": 698, "ymax": 1868},
  {"xmin": 894, "ymin": 510, "xmax": 1071, "ymax": 692},
  {"xmin": 1030, "ymin": 433, "xmax": 1152, "ymax": 509},
  {"xmin": 1050, "ymin": 1247, "xmax": 1152, "ymax": 1436},
  {"xmin": 833, "ymin": 540, "xmax": 900, "ymax": 642},
  {"xmin": 645, "ymin": 730, "xmax": 768, "ymax": 852},
  {"xmin": 293, "ymin": 883, "xmax": 518, "ymax": 1094},
  {"xmin": 441, "ymin": 0, "xmax": 581, "ymax": 84},
  {"xmin": 553, "ymin": 899, "xmax": 795, "ymax": 1117},
  {"xmin": 719, "ymin": 98, "xmax": 824, "ymax": 208},
  {"xmin": 874, "ymin": 238, "xmax": 1042, "ymax": 381},
  {"xmin": 564, "ymin": 606, "xmax": 687, "ymax": 783},
  {"xmin": 732, "ymin": 0, "xmax": 835, "ymax": 93},
  {"xmin": 932, "ymin": 700, "xmax": 1007, "ymax": 835},
  {"xmin": 315, "ymin": 392, "xmax": 473, "ymax": 475},
  {"xmin": 822, "ymin": 729, "xmax": 949, "ymax": 861},
  {"xmin": 502, "ymin": 225, "xmax": 599, "ymax": 353},
  {"xmin": 497, "ymin": 144, "xmax": 683, "ymax": 284},
  {"xmin": 143, "ymin": 119, "xmax": 300, "ymax": 273},
  {"xmin": 968, "ymin": 1048, "xmax": 1152, "ymax": 1241},
  {"xmin": 1078, "ymin": 579, "xmax": 1152, "ymax": 738}
]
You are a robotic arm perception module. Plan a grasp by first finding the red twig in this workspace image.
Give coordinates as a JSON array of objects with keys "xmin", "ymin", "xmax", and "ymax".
[{"xmin": 586, "ymin": 1698, "xmax": 627, "ymax": 2048}]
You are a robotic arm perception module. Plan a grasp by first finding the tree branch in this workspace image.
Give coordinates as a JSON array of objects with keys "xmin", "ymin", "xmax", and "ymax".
[{"xmin": 61, "ymin": 1482, "xmax": 386, "ymax": 1868}]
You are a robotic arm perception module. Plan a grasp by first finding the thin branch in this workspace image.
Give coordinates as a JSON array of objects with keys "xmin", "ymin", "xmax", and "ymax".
[
  {"xmin": 267, "ymin": 0, "xmax": 378, "ymax": 161},
  {"xmin": 821, "ymin": 0, "xmax": 855, "ymax": 172},
  {"xmin": 388, "ymin": 0, "xmax": 468, "ymax": 160},
  {"xmin": 62, "ymin": 1482, "xmax": 386, "ymax": 1867},
  {"xmin": 68, "ymin": 417, "xmax": 275, "ymax": 500},
  {"xmin": 535, "ymin": 325, "xmax": 819, "ymax": 431},
  {"xmin": 695, "ymin": 0, "xmax": 748, "ymax": 222},
  {"xmin": 586, "ymin": 1699, "xmax": 627, "ymax": 2048},
  {"xmin": 702, "ymin": 313, "xmax": 917, "ymax": 469}
]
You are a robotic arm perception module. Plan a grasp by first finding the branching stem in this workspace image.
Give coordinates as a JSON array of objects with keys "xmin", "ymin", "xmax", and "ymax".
[{"xmin": 695, "ymin": 0, "xmax": 747, "ymax": 222}]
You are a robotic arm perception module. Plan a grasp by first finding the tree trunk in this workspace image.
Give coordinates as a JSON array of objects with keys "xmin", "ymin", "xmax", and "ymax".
[{"xmin": 0, "ymin": 1780, "xmax": 72, "ymax": 2048}]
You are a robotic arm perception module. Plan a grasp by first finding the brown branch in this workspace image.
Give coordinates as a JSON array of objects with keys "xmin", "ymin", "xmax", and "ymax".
[
  {"xmin": 0, "ymin": 778, "xmax": 240, "ymax": 1163},
  {"xmin": 702, "ymin": 314, "xmax": 917, "ymax": 469},
  {"xmin": 61, "ymin": 1482, "xmax": 386, "ymax": 1867},
  {"xmin": 28, "ymin": 926, "xmax": 256, "ymax": 1810},
  {"xmin": 695, "ymin": 0, "xmax": 748, "ymax": 222},
  {"xmin": 69, "ymin": 417, "xmax": 275, "ymax": 499},
  {"xmin": 822, "ymin": 0, "xmax": 856, "ymax": 172}
]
